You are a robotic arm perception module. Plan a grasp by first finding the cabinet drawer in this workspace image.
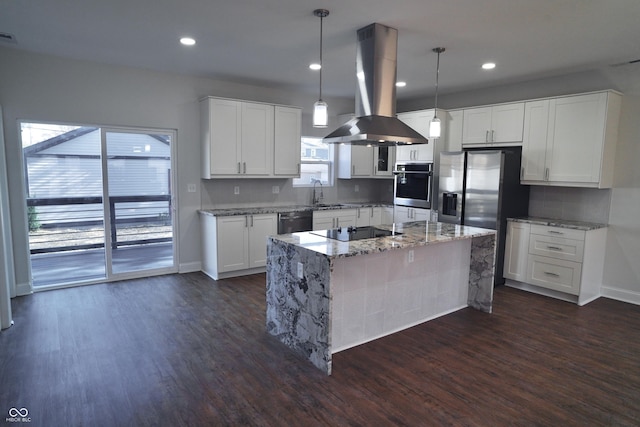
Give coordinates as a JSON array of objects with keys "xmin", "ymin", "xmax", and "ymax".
[
  {"xmin": 530, "ymin": 224, "xmax": 585, "ymax": 241},
  {"xmin": 528, "ymin": 234, "xmax": 584, "ymax": 262},
  {"xmin": 527, "ymin": 255, "xmax": 581, "ymax": 295}
]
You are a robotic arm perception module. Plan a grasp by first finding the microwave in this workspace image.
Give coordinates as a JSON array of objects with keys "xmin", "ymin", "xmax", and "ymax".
[{"xmin": 393, "ymin": 162, "xmax": 433, "ymax": 209}]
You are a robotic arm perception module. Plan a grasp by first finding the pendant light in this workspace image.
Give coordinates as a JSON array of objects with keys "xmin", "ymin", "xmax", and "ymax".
[
  {"xmin": 312, "ymin": 9, "xmax": 329, "ymax": 128},
  {"xmin": 429, "ymin": 47, "xmax": 445, "ymax": 138}
]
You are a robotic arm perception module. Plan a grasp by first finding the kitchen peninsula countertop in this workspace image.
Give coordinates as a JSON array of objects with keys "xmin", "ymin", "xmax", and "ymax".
[
  {"xmin": 508, "ymin": 217, "xmax": 607, "ymax": 231},
  {"xmin": 199, "ymin": 202, "xmax": 392, "ymax": 217},
  {"xmin": 270, "ymin": 221, "xmax": 495, "ymax": 259}
]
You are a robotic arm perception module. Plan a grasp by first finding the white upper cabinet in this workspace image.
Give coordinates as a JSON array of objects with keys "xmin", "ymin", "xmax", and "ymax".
[
  {"xmin": 445, "ymin": 109, "xmax": 463, "ymax": 152},
  {"xmin": 462, "ymin": 102, "xmax": 525, "ymax": 146},
  {"xmin": 396, "ymin": 109, "xmax": 438, "ymax": 162},
  {"xmin": 273, "ymin": 106, "xmax": 302, "ymax": 176},
  {"xmin": 521, "ymin": 91, "xmax": 622, "ymax": 188},
  {"xmin": 338, "ymin": 145, "xmax": 374, "ymax": 178},
  {"xmin": 201, "ymin": 97, "xmax": 301, "ymax": 179}
]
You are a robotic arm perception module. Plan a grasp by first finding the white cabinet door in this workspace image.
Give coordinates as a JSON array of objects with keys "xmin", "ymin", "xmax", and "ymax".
[
  {"xmin": 462, "ymin": 107, "xmax": 492, "ymax": 145},
  {"xmin": 462, "ymin": 103, "xmax": 524, "ymax": 146},
  {"xmin": 370, "ymin": 207, "xmax": 383, "ymax": 226},
  {"xmin": 241, "ymin": 102, "xmax": 273, "ymax": 175},
  {"xmin": 381, "ymin": 207, "xmax": 394, "ymax": 225},
  {"xmin": 248, "ymin": 214, "xmax": 277, "ymax": 268},
  {"xmin": 355, "ymin": 207, "xmax": 371, "ymax": 227},
  {"xmin": 503, "ymin": 221, "xmax": 530, "ymax": 281},
  {"xmin": 397, "ymin": 110, "xmax": 435, "ymax": 162},
  {"xmin": 274, "ymin": 106, "xmax": 301, "ymax": 176},
  {"xmin": 491, "ymin": 103, "xmax": 525, "ymax": 143},
  {"xmin": 313, "ymin": 209, "xmax": 357, "ymax": 229},
  {"xmin": 394, "ymin": 206, "xmax": 428, "ymax": 223},
  {"xmin": 521, "ymin": 100, "xmax": 549, "ymax": 182},
  {"xmin": 445, "ymin": 109, "xmax": 463, "ymax": 151},
  {"xmin": 546, "ymin": 93, "xmax": 607, "ymax": 184},
  {"xmin": 337, "ymin": 145, "xmax": 373, "ymax": 178},
  {"xmin": 217, "ymin": 216, "xmax": 249, "ymax": 272},
  {"xmin": 202, "ymin": 98, "xmax": 242, "ymax": 177}
]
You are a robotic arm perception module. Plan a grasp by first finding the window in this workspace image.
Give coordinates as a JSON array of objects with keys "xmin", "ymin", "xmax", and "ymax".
[{"xmin": 292, "ymin": 137, "xmax": 333, "ymax": 187}]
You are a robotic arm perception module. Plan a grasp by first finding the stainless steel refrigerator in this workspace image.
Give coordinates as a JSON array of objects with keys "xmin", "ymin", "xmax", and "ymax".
[{"xmin": 438, "ymin": 147, "xmax": 529, "ymax": 286}]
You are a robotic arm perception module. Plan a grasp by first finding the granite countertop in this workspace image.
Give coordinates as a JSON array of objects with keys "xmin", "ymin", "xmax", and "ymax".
[
  {"xmin": 200, "ymin": 202, "xmax": 392, "ymax": 217},
  {"xmin": 508, "ymin": 217, "xmax": 607, "ymax": 231},
  {"xmin": 268, "ymin": 221, "xmax": 496, "ymax": 259}
]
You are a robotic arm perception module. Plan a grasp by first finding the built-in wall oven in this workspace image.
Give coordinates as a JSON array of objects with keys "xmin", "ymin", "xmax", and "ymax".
[{"xmin": 393, "ymin": 162, "xmax": 433, "ymax": 209}]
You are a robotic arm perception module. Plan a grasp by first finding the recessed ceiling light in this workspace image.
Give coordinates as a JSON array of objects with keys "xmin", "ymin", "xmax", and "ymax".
[
  {"xmin": 482, "ymin": 62, "xmax": 496, "ymax": 70},
  {"xmin": 396, "ymin": 81, "xmax": 407, "ymax": 87},
  {"xmin": 309, "ymin": 63, "xmax": 321, "ymax": 70},
  {"xmin": 180, "ymin": 37, "xmax": 196, "ymax": 46}
]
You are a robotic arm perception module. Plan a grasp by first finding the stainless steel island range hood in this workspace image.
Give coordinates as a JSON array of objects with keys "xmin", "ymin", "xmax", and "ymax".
[{"xmin": 323, "ymin": 23, "xmax": 428, "ymax": 146}]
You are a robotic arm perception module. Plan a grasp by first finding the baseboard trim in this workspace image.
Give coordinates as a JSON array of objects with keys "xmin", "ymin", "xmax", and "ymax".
[
  {"xmin": 15, "ymin": 281, "xmax": 33, "ymax": 297},
  {"xmin": 600, "ymin": 286, "xmax": 640, "ymax": 306},
  {"xmin": 179, "ymin": 261, "xmax": 202, "ymax": 274}
]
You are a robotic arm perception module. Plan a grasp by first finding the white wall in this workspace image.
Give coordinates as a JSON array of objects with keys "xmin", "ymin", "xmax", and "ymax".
[{"xmin": 0, "ymin": 46, "xmax": 354, "ymax": 292}]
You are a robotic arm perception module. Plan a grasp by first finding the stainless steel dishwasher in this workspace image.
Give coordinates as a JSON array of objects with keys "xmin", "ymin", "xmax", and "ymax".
[{"xmin": 277, "ymin": 210, "xmax": 313, "ymax": 234}]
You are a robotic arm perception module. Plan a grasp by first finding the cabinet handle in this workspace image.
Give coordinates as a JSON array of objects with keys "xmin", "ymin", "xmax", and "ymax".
[
  {"xmin": 245, "ymin": 216, "xmax": 248, "ymax": 227},
  {"xmin": 491, "ymin": 130, "xmax": 495, "ymax": 142},
  {"xmin": 357, "ymin": 208, "xmax": 360, "ymax": 218},
  {"xmin": 336, "ymin": 218, "xmax": 339, "ymax": 228},
  {"xmin": 352, "ymin": 165, "xmax": 355, "ymax": 175},
  {"xmin": 521, "ymin": 167, "xmax": 524, "ymax": 179},
  {"xmin": 544, "ymin": 168, "xmax": 549, "ymax": 181},
  {"xmin": 243, "ymin": 162, "xmax": 247, "ymax": 174},
  {"xmin": 251, "ymin": 215, "xmax": 254, "ymax": 227},
  {"xmin": 371, "ymin": 208, "xmax": 374, "ymax": 218},
  {"xmin": 544, "ymin": 271, "xmax": 560, "ymax": 278},
  {"xmin": 547, "ymin": 246, "xmax": 562, "ymax": 251},
  {"xmin": 374, "ymin": 165, "xmax": 377, "ymax": 174},
  {"xmin": 238, "ymin": 162, "xmax": 241, "ymax": 174},
  {"xmin": 297, "ymin": 163, "xmax": 300, "ymax": 175},
  {"xmin": 548, "ymin": 230, "xmax": 564, "ymax": 235},
  {"xmin": 485, "ymin": 130, "xmax": 489, "ymax": 143}
]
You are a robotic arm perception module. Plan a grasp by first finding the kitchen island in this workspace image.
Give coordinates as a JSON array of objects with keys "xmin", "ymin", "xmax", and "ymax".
[{"xmin": 266, "ymin": 221, "xmax": 496, "ymax": 374}]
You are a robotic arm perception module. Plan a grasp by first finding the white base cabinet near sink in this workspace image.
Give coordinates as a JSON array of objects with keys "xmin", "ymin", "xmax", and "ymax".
[
  {"xmin": 312, "ymin": 209, "xmax": 357, "ymax": 231},
  {"xmin": 503, "ymin": 220, "xmax": 606, "ymax": 305},
  {"xmin": 201, "ymin": 213, "xmax": 277, "ymax": 280}
]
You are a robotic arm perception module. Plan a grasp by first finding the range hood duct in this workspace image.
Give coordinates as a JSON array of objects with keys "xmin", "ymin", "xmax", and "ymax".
[{"xmin": 323, "ymin": 23, "xmax": 428, "ymax": 146}]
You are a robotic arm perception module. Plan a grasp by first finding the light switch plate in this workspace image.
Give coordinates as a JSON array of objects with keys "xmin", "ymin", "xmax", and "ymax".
[
  {"xmin": 234, "ymin": 186, "xmax": 240, "ymax": 195},
  {"xmin": 272, "ymin": 185, "xmax": 279, "ymax": 194},
  {"xmin": 297, "ymin": 262, "xmax": 304, "ymax": 278},
  {"xmin": 187, "ymin": 184, "xmax": 196, "ymax": 193}
]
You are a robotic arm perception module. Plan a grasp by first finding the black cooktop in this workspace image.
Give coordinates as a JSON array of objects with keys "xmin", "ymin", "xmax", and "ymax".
[{"xmin": 311, "ymin": 226, "xmax": 401, "ymax": 242}]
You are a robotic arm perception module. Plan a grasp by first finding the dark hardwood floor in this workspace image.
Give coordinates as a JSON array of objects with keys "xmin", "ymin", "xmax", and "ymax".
[{"xmin": 1, "ymin": 272, "xmax": 639, "ymax": 426}]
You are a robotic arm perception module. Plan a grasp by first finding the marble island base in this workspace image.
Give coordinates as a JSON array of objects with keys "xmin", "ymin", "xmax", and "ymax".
[{"xmin": 266, "ymin": 222, "xmax": 496, "ymax": 375}]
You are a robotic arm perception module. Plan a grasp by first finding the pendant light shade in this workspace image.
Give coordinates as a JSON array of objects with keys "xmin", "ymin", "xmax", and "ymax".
[
  {"xmin": 312, "ymin": 9, "xmax": 329, "ymax": 128},
  {"xmin": 429, "ymin": 47, "xmax": 445, "ymax": 138}
]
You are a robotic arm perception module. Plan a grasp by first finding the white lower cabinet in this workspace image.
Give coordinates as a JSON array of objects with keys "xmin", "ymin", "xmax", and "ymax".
[
  {"xmin": 201, "ymin": 213, "xmax": 277, "ymax": 280},
  {"xmin": 355, "ymin": 207, "xmax": 384, "ymax": 227},
  {"xmin": 312, "ymin": 209, "xmax": 357, "ymax": 230},
  {"xmin": 503, "ymin": 220, "xmax": 607, "ymax": 305},
  {"xmin": 394, "ymin": 206, "xmax": 430, "ymax": 223}
]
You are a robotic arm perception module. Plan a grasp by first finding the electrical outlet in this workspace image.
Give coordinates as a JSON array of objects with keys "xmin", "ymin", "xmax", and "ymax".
[
  {"xmin": 408, "ymin": 250, "xmax": 414, "ymax": 263},
  {"xmin": 234, "ymin": 186, "xmax": 240, "ymax": 195},
  {"xmin": 297, "ymin": 262, "xmax": 304, "ymax": 279},
  {"xmin": 187, "ymin": 183, "xmax": 196, "ymax": 193},
  {"xmin": 354, "ymin": 184, "xmax": 359, "ymax": 192},
  {"xmin": 272, "ymin": 185, "xmax": 279, "ymax": 194}
]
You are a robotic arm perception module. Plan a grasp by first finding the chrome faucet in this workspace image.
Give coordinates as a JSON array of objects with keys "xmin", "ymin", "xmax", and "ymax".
[{"xmin": 312, "ymin": 179, "xmax": 324, "ymax": 206}]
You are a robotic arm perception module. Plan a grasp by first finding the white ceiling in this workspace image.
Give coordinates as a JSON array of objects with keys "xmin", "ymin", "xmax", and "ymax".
[{"xmin": 2, "ymin": 0, "xmax": 640, "ymax": 101}]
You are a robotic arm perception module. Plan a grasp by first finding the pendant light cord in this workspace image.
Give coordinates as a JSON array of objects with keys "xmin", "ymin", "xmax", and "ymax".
[
  {"xmin": 319, "ymin": 13, "xmax": 323, "ymax": 101},
  {"xmin": 432, "ymin": 47, "xmax": 445, "ymax": 119}
]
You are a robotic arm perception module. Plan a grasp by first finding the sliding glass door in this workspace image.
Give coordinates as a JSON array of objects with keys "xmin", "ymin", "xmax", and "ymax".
[{"xmin": 21, "ymin": 122, "xmax": 176, "ymax": 288}]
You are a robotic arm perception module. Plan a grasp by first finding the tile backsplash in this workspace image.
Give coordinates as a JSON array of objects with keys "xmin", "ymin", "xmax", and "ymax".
[{"xmin": 528, "ymin": 186, "xmax": 611, "ymax": 224}]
